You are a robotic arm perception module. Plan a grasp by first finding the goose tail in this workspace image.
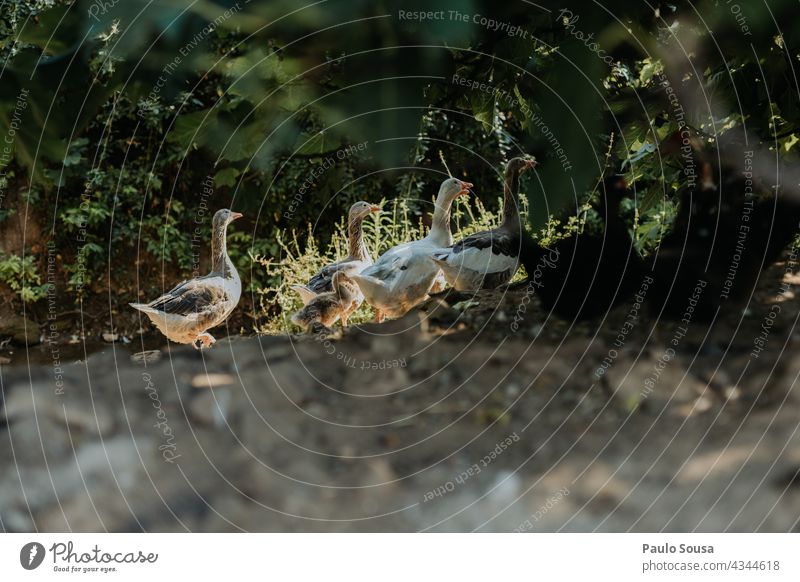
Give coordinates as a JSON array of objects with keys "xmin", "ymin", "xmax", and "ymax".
[{"xmin": 130, "ymin": 302, "xmax": 159, "ymax": 314}]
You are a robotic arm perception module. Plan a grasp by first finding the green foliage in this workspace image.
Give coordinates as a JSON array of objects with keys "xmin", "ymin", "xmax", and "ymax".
[
  {"xmin": 0, "ymin": 252, "xmax": 50, "ymax": 303},
  {"xmin": 1, "ymin": 0, "xmax": 798, "ymax": 318}
]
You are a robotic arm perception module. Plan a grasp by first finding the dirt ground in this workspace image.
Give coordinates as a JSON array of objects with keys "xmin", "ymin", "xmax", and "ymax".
[{"xmin": 1, "ymin": 260, "xmax": 800, "ymax": 532}]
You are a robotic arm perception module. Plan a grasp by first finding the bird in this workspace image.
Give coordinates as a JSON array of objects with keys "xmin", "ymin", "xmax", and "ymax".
[
  {"xmin": 130, "ymin": 208, "xmax": 242, "ymax": 349},
  {"xmin": 431, "ymin": 156, "xmax": 537, "ymax": 290},
  {"xmin": 290, "ymin": 200, "xmax": 380, "ymax": 304},
  {"xmin": 290, "ymin": 271, "xmax": 361, "ymax": 330},
  {"xmin": 519, "ymin": 174, "xmax": 648, "ymax": 320},
  {"xmin": 350, "ymin": 177, "xmax": 472, "ymax": 321}
]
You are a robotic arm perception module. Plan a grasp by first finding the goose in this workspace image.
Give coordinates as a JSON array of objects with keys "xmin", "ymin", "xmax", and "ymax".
[
  {"xmin": 431, "ymin": 156, "xmax": 536, "ymax": 290},
  {"xmin": 290, "ymin": 201, "xmax": 380, "ymax": 304},
  {"xmin": 350, "ymin": 177, "xmax": 472, "ymax": 321},
  {"xmin": 291, "ymin": 271, "xmax": 360, "ymax": 330},
  {"xmin": 130, "ymin": 208, "xmax": 242, "ymax": 348}
]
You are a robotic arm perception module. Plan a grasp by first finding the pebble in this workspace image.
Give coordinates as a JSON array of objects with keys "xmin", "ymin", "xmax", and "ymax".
[
  {"xmin": 191, "ymin": 373, "xmax": 236, "ymax": 388},
  {"xmin": 131, "ymin": 350, "xmax": 161, "ymax": 364}
]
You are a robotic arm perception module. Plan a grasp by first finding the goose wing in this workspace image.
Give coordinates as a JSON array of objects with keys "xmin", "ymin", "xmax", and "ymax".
[
  {"xmin": 147, "ymin": 276, "xmax": 227, "ymax": 316},
  {"xmin": 360, "ymin": 243, "xmax": 417, "ymax": 287},
  {"xmin": 307, "ymin": 258, "xmax": 367, "ymax": 294},
  {"xmin": 369, "ymin": 241, "xmax": 446, "ymax": 296},
  {"xmin": 306, "ymin": 264, "xmax": 338, "ymax": 294},
  {"xmin": 436, "ymin": 229, "xmax": 520, "ymax": 274}
]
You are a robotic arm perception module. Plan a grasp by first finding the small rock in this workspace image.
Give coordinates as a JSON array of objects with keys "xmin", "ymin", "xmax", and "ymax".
[
  {"xmin": 132, "ymin": 350, "xmax": 161, "ymax": 364},
  {"xmin": 102, "ymin": 332, "xmax": 119, "ymax": 343},
  {"xmin": 191, "ymin": 373, "xmax": 236, "ymax": 388},
  {"xmin": 0, "ymin": 314, "xmax": 41, "ymax": 346}
]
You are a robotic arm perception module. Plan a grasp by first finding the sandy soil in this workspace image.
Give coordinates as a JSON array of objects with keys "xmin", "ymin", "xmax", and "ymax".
[{"xmin": 1, "ymin": 261, "xmax": 799, "ymax": 532}]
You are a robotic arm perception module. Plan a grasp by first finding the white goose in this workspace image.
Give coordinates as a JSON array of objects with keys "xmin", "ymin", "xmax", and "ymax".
[
  {"xmin": 290, "ymin": 200, "xmax": 380, "ymax": 304},
  {"xmin": 130, "ymin": 208, "xmax": 242, "ymax": 349},
  {"xmin": 431, "ymin": 157, "xmax": 536, "ymax": 290},
  {"xmin": 350, "ymin": 178, "xmax": 471, "ymax": 321}
]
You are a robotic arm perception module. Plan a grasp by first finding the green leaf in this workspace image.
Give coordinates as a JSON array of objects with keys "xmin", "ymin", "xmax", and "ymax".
[
  {"xmin": 168, "ymin": 109, "xmax": 218, "ymax": 150},
  {"xmin": 214, "ymin": 167, "xmax": 240, "ymax": 188},
  {"xmin": 294, "ymin": 131, "xmax": 328, "ymax": 156},
  {"xmin": 470, "ymin": 91, "xmax": 494, "ymax": 128}
]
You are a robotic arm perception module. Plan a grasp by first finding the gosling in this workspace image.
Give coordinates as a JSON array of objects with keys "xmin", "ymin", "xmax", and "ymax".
[{"xmin": 290, "ymin": 271, "xmax": 360, "ymax": 330}]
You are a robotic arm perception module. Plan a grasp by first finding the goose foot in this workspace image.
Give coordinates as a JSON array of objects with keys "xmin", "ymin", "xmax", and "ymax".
[{"xmin": 194, "ymin": 332, "xmax": 216, "ymax": 349}]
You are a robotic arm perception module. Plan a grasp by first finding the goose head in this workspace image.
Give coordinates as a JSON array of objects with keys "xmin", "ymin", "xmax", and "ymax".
[
  {"xmin": 436, "ymin": 177, "xmax": 473, "ymax": 205},
  {"xmin": 213, "ymin": 208, "xmax": 243, "ymax": 230},
  {"xmin": 506, "ymin": 156, "xmax": 537, "ymax": 175},
  {"xmin": 349, "ymin": 200, "xmax": 382, "ymax": 220}
]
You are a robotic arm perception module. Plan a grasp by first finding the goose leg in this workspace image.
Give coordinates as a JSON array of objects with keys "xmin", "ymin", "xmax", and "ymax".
[
  {"xmin": 197, "ymin": 332, "xmax": 216, "ymax": 349},
  {"xmin": 341, "ymin": 302, "xmax": 358, "ymax": 328}
]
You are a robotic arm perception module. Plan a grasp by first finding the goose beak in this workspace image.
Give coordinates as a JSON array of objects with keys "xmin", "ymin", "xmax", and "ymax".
[
  {"xmin": 230, "ymin": 212, "xmax": 243, "ymax": 220},
  {"xmin": 524, "ymin": 158, "xmax": 537, "ymax": 169},
  {"xmin": 369, "ymin": 204, "xmax": 381, "ymax": 213},
  {"xmin": 458, "ymin": 181, "xmax": 473, "ymax": 197}
]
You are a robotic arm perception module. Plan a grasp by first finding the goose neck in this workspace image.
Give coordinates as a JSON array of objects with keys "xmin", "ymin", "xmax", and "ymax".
[
  {"xmin": 501, "ymin": 166, "xmax": 522, "ymax": 230},
  {"xmin": 348, "ymin": 215, "xmax": 369, "ymax": 260},
  {"xmin": 211, "ymin": 223, "xmax": 233, "ymax": 277},
  {"xmin": 430, "ymin": 196, "xmax": 455, "ymax": 246}
]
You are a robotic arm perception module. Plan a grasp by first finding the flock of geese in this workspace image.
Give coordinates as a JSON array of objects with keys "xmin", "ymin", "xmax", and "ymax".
[
  {"xmin": 131, "ymin": 156, "xmax": 547, "ymax": 348},
  {"xmin": 294, "ymin": 156, "xmax": 536, "ymax": 326},
  {"xmin": 131, "ymin": 136, "xmax": 800, "ymax": 349}
]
